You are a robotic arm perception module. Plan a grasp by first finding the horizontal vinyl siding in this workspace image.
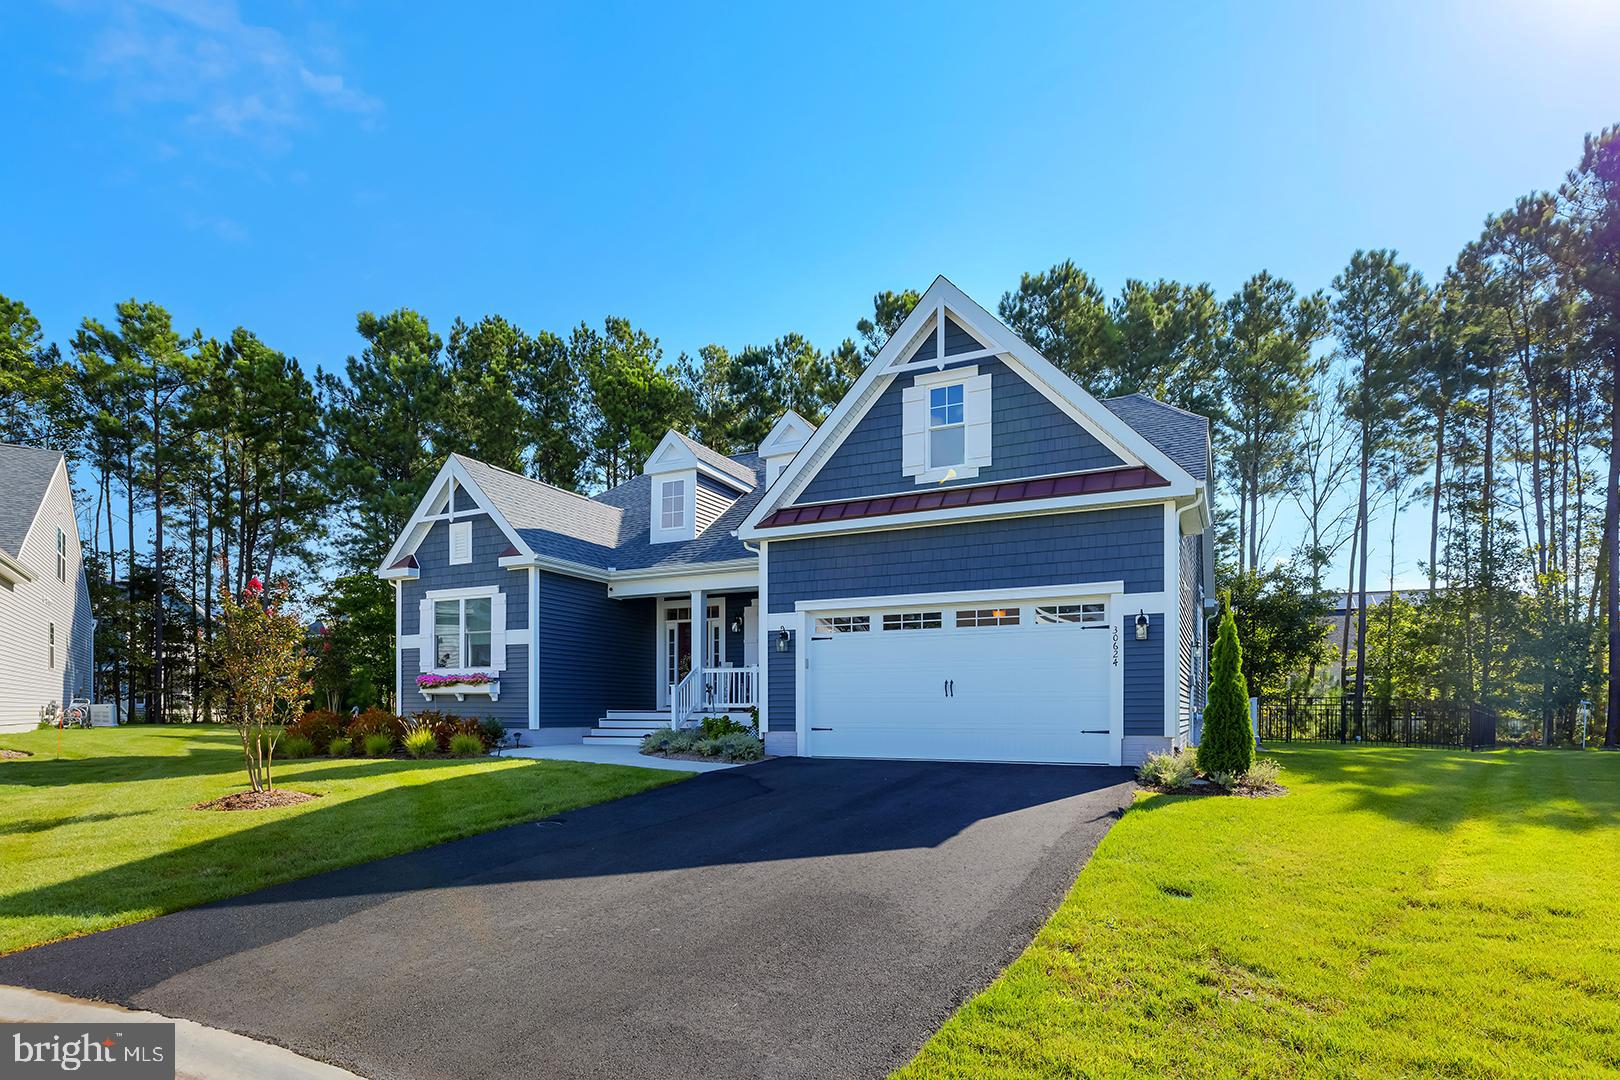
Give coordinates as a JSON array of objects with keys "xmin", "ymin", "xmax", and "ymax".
[
  {"xmin": 797, "ymin": 357, "xmax": 1124, "ymax": 504},
  {"xmin": 399, "ymin": 514, "xmax": 530, "ymax": 724},
  {"xmin": 766, "ymin": 504, "xmax": 1166, "ymax": 613},
  {"xmin": 0, "ymin": 465, "xmax": 94, "ymax": 728},
  {"xmin": 537, "ymin": 572, "xmax": 656, "ymax": 727},
  {"xmin": 695, "ymin": 475, "xmax": 736, "ymax": 537},
  {"xmin": 1124, "ymin": 614, "xmax": 1165, "ymax": 737}
]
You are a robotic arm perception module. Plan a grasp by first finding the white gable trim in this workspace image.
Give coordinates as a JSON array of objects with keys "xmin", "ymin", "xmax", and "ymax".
[
  {"xmin": 375, "ymin": 455, "xmax": 536, "ymax": 577},
  {"xmin": 758, "ymin": 410, "xmax": 816, "ymax": 457},
  {"xmin": 644, "ymin": 430, "xmax": 754, "ymax": 492},
  {"xmin": 739, "ymin": 276, "xmax": 1200, "ymax": 539}
]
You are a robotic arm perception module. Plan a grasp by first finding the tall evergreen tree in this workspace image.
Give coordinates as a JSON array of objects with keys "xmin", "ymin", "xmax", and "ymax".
[{"xmin": 1197, "ymin": 593, "xmax": 1254, "ymax": 776}]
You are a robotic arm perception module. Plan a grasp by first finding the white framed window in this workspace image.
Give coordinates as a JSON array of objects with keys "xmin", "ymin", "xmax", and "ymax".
[
  {"xmin": 1036, "ymin": 602, "xmax": 1107, "ymax": 625},
  {"xmin": 815, "ymin": 615, "xmax": 871, "ymax": 635},
  {"xmin": 902, "ymin": 366, "xmax": 991, "ymax": 483},
  {"xmin": 55, "ymin": 528, "xmax": 67, "ymax": 582},
  {"xmin": 660, "ymin": 479, "xmax": 685, "ymax": 530},
  {"xmin": 928, "ymin": 383, "xmax": 966, "ymax": 469},
  {"xmin": 957, "ymin": 607, "xmax": 1020, "ymax": 628},
  {"xmin": 434, "ymin": 596, "xmax": 492, "ymax": 668},
  {"xmin": 48, "ymin": 622, "xmax": 55, "ymax": 668},
  {"xmin": 448, "ymin": 521, "xmax": 472, "ymax": 565},
  {"xmin": 882, "ymin": 611, "xmax": 942, "ymax": 631}
]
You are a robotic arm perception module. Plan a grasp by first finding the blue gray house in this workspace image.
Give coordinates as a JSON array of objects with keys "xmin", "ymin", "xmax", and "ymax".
[{"xmin": 378, "ymin": 277, "xmax": 1213, "ymax": 765}]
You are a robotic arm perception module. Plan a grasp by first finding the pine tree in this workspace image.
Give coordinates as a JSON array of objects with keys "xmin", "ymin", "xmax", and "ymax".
[{"xmin": 1198, "ymin": 592, "xmax": 1254, "ymax": 776}]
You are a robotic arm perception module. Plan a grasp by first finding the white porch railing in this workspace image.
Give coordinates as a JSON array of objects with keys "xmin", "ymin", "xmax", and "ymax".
[{"xmin": 669, "ymin": 665, "xmax": 760, "ymax": 729}]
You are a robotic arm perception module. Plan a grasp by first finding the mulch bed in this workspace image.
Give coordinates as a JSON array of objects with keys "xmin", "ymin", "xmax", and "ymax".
[
  {"xmin": 640, "ymin": 751, "xmax": 765, "ymax": 765},
  {"xmin": 1138, "ymin": 780, "xmax": 1288, "ymax": 799},
  {"xmin": 0, "ymin": 748, "xmax": 31, "ymax": 760},
  {"xmin": 192, "ymin": 789, "xmax": 322, "ymax": 812}
]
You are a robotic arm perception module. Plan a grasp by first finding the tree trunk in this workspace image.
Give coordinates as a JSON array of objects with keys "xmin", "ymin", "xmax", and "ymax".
[
  {"xmin": 1429, "ymin": 403, "xmax": 1446, "ymax": 594},
  {"xmin": 1352, "ymin": 424, "xmax": 1372, "ymax": 734},
  {"xmin": 1338, "ymin": 504, "xmax": 1361, "ymax": 696},
  {"xmin": 1480, "ymin": 367, "xmax": 1497, "ymax": 708},
  {"xmin": 151, "ymin": 378, "xmax": 166, "ymax": 726},
  {"xmin": 1606, "ymin": 343, "xmax": 1620, "ymax": 748},
  {"xmin": 124, "ymin": 447, "xmax": 137, "ymax": 723}
]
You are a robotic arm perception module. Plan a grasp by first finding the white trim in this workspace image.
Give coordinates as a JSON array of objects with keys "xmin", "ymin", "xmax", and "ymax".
[
  {"xmin": 0, "ymin": 548, "xmax": 36, "ymax": 584},
  {"xmin": 757, "ymin": 410, "xmax": 816, "ymax": 457},
  {"xmin": 793, "ymin": 611, "xmax": 808, "ymax": 758},
  {"xmin": 650, "ymin": 470, "xmax": 696, "ymax": 544},
  {"xmin": 497, "ymin": 552, "xmax": 611, "ymax": 581},
  {"xmin": 377, "ymin": 566, "xmax": 419, "ymax": 581},
  {"xmin": 753, "ymin": 489, "xmax": 1189, "ymax": 542},
  {"xmin": 393, "ymin": 580, "xmax": 402, "ymax": 712},
  {"xmin": 1162, "ymin": 502, "xmax": 1181, "ymax": 740},
  {"xmin": 912, "ymin": 364, "xmax": 977, "ymax": 388},
  {"xmin": 607, "ymin": 564, "xmax": 759, "ymax": 599},
  {"xmin": 424, "ymin": 585, "xmax": 500, "ymax": 601},
  {"xmin": 376, "ymin": 455, "xmax": 536, "ymax": 576},
  {"xmin": 758, "ymin": 541, "xmax": 770, "ymax": 735},
  {"xmin": 527, "ymin": 565, "xmax": 540, "ymax": 730},
  {"xmin": 644, "ymin": 430, "xmax": 756, "ymax": 492},
  {"xmin": 739, "ymin": 276, "xmax": 1201, "ymax": 540},
  {"xmin": 793, "ymin": 581, "xmax": 1125, "ymax": 614}
]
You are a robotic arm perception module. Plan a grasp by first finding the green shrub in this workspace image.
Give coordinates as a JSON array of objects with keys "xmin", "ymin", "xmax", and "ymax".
[
  {"xmin": 327, "ymin": 735, "xmax": 353, "ymax": 757},
  {"xmin": 448, "ymin": 732, "xmax": 485, "ymax": 757},
  {"xmin": 640, "ymin": 729, "xmax": 699, "ymax": 756},
  {"xmin": 700, "ymin": 715, "xmax": 749, "ymax": 740},
  {"xmin": 478, "ymin": 717, "xmax": 506, "ymax": 748},
  {"xmin": 1207, "ymin": 769, "xmax": 1237, "ymax": 791},
  {"xmin": 1197, "ymin": 592, "xmax": 1254, "ymax": 777},
  {"xmin": 1137, "ymin": 750, "xmax": 1196, "ymax": 789},
  {"xmin": 402, "ymin": 727, "xmax": 438, "ymax": 758},
  {"xmin": 348, "ymin": 708, "xmax": 403, "ymax": 743},
  {"xmin": 362, "ymin": 732, "xmax": 395, "ymax": 757},
  {"xmin": 710, "ymin": 732, "xmax": 764, "ymax": 761},
  {"xmin": 1237, "ymin": 757, "xmax": 1283, "ymax": 793},
  {"xmin": 287, "ymin": 710, "xmax": 343, "ymax": 750},
  {"xmin": 279, "ymin": 734, "xmax": 316, "ymax": 759}
]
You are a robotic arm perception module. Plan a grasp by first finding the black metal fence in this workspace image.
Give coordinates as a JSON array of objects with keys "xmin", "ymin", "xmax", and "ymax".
[{"xmin": 1256, "ymin": 697, "xmax": 1498, "ymax": 750}]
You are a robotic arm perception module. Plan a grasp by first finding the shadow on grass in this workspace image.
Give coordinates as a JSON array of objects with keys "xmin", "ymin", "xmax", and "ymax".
[
  {"xmin": 1133, "ymin": 745, "xmax": 1620, "ymax": 834},
  {"xmin": 0, "ymin": 758, "xmax": 1133, "ymax": 1003},
  {"xmin": 0, "ymin": 810, "xmax": 149, "ymax": 837}
]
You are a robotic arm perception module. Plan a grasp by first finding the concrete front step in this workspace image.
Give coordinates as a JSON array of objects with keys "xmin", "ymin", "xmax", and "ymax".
[{"xmin": 598, "ymin": 719, "xmax": 671, "ymax": 730}]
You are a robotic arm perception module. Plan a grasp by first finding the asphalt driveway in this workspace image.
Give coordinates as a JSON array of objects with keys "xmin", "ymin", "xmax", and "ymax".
[{"xmin": 0, "ymin": 757, "xmax": 1133, "ymax": 1080}]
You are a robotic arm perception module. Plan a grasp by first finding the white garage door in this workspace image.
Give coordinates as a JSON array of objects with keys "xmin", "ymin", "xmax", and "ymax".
[{"xmin": 804, "ymin": 598, "xmax": 1115, "ymax": 764}]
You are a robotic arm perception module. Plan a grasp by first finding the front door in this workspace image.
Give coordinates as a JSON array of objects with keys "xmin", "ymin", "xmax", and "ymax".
[{"xmin": 665, "ymin": 609, "xmax": 693, "ymax": 706}]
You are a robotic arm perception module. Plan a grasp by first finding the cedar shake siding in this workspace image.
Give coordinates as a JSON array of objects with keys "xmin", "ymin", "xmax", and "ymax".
[
  {"xmin": 796, "ymin": 358, "xmax": 1124, "ymax": 504},
  {"xmin": 768, "ymin": 635, "xmax": 796, "ymax": 732},
  {"xmin": 1123, "ymin": 613, "xmax": 1165, "ymax": 737}
]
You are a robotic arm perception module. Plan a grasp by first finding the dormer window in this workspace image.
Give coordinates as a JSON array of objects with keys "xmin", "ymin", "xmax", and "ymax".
[
  {"xmin": 660, "ymin": 479, "xmax": 686, "ymax": 530},
  {"xmin": 928, "ymin": 383, "xmax": 966, "ymax": 469}
]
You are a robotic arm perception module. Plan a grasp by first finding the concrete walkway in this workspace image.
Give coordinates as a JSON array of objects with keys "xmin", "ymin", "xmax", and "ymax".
[
  {"xmin": 0, "ymin": 985, "xmax": 360, "ymax": 1080},
  {"xmin": 499, "ymin": 743, "xmax": 744, "ymax": 772}
]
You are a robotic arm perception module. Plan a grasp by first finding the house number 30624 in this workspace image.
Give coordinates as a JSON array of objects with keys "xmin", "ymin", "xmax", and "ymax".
[{"xmin": 1111, "ymin": 626, "xmax": 1120, "ymax": 666}]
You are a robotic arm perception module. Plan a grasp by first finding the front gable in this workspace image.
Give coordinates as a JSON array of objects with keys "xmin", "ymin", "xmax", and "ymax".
[
  {"xmin": 740, "ymin": 276, "xmax": 1199, "ymax": 540},
  {"xmin": 796, "ymin": 356, "xmax": 1126, "ymax": 504}
]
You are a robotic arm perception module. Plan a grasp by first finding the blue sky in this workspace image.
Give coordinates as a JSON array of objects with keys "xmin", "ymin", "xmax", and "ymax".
[{"xmin": 3, "ymin": 0, "xmax": 1618, "ymax": 584}]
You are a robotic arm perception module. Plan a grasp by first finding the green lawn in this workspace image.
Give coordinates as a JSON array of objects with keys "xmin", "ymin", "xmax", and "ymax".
[
  {"xmin": 0, "ymin": 724, "xmax": 685, "ymax": 955},
  {"xmin": 899, "ymin": 747, "xmax": 1620, "ymax": 1079}
]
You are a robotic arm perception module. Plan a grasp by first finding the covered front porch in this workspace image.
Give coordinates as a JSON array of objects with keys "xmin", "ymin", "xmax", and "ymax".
[{"xmin": 581, "ymin": 586, "xmax": 760, "ymax": 746}]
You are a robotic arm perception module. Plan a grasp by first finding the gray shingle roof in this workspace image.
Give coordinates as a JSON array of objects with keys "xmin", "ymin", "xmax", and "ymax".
[
  {"xmin": 454, "ymin": 451, "xmax": 765, "ymax": 572},
  {"xmin": 669, "ymin": 431, "xmax": 757, "ymax": 489},
  {"xmin": 1102, "ymin": 394, "xmax": 1210, "ymax": 482},
  {"xmin": 0, "ymin": 444, "xmax": 63, "ymax": 558}
]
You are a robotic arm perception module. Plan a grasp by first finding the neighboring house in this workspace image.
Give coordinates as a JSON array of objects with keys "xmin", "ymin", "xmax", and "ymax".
[
  {"xmin": 378, "ymin": 277, "xmax": 1215, "ymax": 765},
  {"xmin": 0, "ymin": 444, "xmax": 95, "ymax": 731}
]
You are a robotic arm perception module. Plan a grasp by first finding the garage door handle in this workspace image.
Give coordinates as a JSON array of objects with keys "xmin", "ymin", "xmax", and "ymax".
[
  {"xmin": 811, "ymin": 727, "xmax": 833, "ymax": 731},
  {"xmin": 1081, "ymin": 728, "xmax": 1108, "ymax": 734}
]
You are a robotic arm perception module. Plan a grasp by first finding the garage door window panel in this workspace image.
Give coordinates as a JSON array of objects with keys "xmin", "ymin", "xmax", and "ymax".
[
  {"xmin": 882, "ymin": 611, "xmax": 942, "ymax": 631},
  {"xmin": 815, "ymin": 615, "xmax": 870, "ymax": 636},
  {"xmin": 956, "ymin": 607, "xmax": 1021, "ymax": 627},
  {"xmin": 1036, "ymin": 602, "xmax": 1107, "ymax": 625}
]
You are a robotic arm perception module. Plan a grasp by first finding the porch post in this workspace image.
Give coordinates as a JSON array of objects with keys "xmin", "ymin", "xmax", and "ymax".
[{"xmin": 688, "ymin": 588, "xmax": 706, "ymax": 667}]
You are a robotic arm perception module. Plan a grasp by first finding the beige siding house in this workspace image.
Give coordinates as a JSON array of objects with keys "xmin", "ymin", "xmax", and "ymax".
[{"xmin": 0, "ymin": 445, "xmax": 95, "ymax": 731}]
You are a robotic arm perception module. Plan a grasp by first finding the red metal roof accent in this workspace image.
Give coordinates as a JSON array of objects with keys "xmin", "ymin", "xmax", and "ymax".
[
  {"xmin": 499, "ymin": 545, "xmax": 520, "ymax": 558},
  {"xmin": 390, "ymin": 554, "xmax": 419, "ymax": 570},
  {"xmin": 757, "ymin": 466, "xmax": 1169, "ymax": 529}
]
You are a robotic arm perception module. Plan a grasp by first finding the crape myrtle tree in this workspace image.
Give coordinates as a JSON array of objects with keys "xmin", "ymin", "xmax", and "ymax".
[{"xmin": 209, "ymin": 571, "xmax": 313, "ymax": 793}]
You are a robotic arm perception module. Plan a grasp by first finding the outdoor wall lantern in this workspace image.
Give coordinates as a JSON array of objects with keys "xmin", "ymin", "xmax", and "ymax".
[
  {"xmin": 1135, "ymin": 611, "xmax": 1150, "ymax": 640},
  {"xmin": 776, "ymin": 627, "xmax": 791, "ymax": 652},
  {"xmin": 730, "ymin": 615, "xmax": 744, "ymax": 633}
]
